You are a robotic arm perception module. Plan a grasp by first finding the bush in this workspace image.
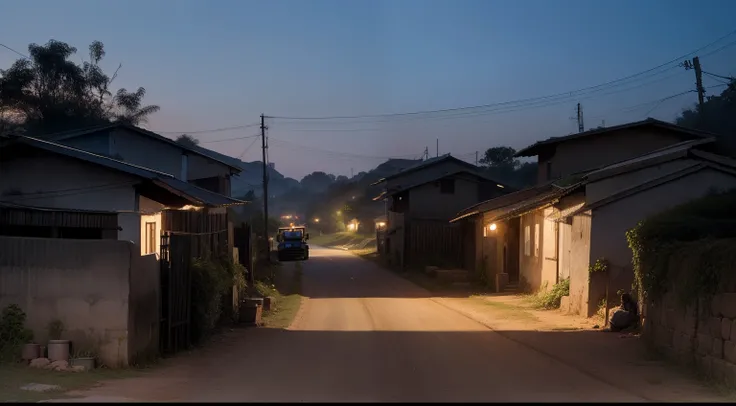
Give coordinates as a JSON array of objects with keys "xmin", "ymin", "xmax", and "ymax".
[
  {"xmin": 532, "ymin": 278, "xmax": 570, "ymax": 310},
  {"xmin": 0, "ymin": 304, "xmax": 33, "ymax": 363},
  {"xmin": 190, "ymin": 256, "xmax": 247, "ymax": 344},
  {"xmin": 627, "ymin": 190, "xmax": 736, "ymax": 307}
]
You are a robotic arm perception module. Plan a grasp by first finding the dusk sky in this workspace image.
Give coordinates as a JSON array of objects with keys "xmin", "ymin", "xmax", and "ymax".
[{"xmin": 1, "ymin": 0, "xmax": 735, "ymax": 179}]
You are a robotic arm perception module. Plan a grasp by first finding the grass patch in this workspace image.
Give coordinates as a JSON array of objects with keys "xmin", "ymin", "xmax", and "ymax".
[
  {"xmin": 0, "ymin": 363, "xmax": 140, "ymax": 402},
  {"xmin": 259, "ymin": 262, "xmax": 304, "ymax": 329},
  {"xmin": 470, "ymin": 296, "xmax": 539, "ymax": 322}
]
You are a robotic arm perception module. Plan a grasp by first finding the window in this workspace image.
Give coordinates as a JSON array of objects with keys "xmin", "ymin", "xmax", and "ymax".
[
  {"xmin": 524, "ymin": 225, "xmax": 531, "ymax": 256},
  {"xmin": 145, "ymin": 222, "xmax": 156, "ymax": 254},
  {"xmin": 534, "ymin": 223, "xmax": 540, "ymax": 257},
  {"xmin": 440, "ymin": 179, "xmax": 455, "ymax": 194}
]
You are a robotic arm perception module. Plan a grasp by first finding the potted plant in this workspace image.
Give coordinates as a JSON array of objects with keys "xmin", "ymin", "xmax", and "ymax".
[
  {"xmin": 46, "ymin": 320, "xmax": 70, "ymax": 362},
  {"xmin": 70, "ymin": 349, "xmax": 96, "ymax": 370},
  {"xmin": 21, "ymin": 329, "xmax": 40, "ymax": 362}
]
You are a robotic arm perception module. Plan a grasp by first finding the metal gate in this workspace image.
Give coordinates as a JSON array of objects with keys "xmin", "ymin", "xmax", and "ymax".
[{"xmin": 159, "ymin": 232, "xmax": 192, "ymax": 355}]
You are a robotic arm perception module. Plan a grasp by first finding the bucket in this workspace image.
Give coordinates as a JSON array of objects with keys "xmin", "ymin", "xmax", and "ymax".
[{"xmin": 47, "ymin": 340, "xmax": 70, "ymax": 362}]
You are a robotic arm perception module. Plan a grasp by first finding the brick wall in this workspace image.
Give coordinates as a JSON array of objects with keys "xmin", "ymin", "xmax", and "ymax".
[{"xmin": 644, "ymin": 290, "xmax": 736, "ymax": 382}]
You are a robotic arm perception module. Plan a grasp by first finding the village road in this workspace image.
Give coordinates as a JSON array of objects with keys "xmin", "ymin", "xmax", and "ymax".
[{"xmin": 56, "ymin": 246, "xmax": 712, "ymax": 402}]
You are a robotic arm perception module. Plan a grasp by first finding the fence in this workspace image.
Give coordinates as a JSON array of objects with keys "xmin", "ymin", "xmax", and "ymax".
[
  {"xmin": 159, "ymin": 209, "xmax": 230, "ymax": 356},
  {"xmin": 406, "ymin": 219, "xmax": 464, "ymax": 269}
]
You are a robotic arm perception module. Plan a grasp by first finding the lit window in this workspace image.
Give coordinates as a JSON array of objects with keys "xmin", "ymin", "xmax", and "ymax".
[
  {"xmin": 534, "ymin": 223, "xmax": 540, "ymax": 257},
  {"xmin": 524, "ymin": 225, "xmax": 531, "ymax": 256}
]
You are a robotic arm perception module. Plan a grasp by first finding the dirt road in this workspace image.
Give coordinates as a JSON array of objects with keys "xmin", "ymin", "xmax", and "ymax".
[{"xmin": 59, "ymin": 246, "xmax": 724, "ymax": 402}]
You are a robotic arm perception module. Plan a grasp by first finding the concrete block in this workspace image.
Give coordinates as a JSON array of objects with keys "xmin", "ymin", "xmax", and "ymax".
[
  {"xmin": 723, "ymin": 361, "xmax": 736, "ymax": 386},
  {"xmin": 695, "ymin": 355, "xmax": 713, "ymax": 374},
  {"xmin": 673, "ymin": 333, "xmax": 695, "ymax": 353},
  {"xmin": 720, "ymin": 293, "xmax": 736, "ymax": 319},
  {"xmin": 724, "ymin": 340, "xmax": 736, "ymax": 364},
  {"xmin": 710, "ymin": 316, "xmax": 723, "ymax": 337},
  {"xmin": 711, "ymin": 294, "xmax": 723, "ymax": 317},
  {"xmin": 697, "ymin": 333, "xmax": 712, "ymax": 355},
  {"xmin": 713, "ymin": 337, "xmax": 725, "ymax": 359},
  {"xmin": 723, "ymin": 318, "xmax": 733, "ymax": 340},
  {"xmin": 711, "ymin": 358, "xmax": 730, "ymax": 382}
]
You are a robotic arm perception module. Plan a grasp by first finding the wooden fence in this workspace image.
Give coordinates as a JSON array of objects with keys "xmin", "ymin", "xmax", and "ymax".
[{"xmin": 406, "ymin": 219, "xmax": 464, "ymax": 269}]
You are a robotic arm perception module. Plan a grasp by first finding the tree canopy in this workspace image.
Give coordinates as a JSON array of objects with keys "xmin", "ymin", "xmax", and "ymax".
[
  {"xmin": 676, "ymin": 79, "xmax": 736, "ymax": 151},
  {"xmin": 300, "ymin": 171, "xmax": 336, "ymax": 191},
  {"xmin": 478, "ymin": 146, "xmax": 537, "ymax": 188},
  {"xmin": 176, "ymin": 134, "xmax": 200, "ymax": 148},
  {"xmin": 0, "ymin": 39, "xmax": 159, "ymax": 135}
]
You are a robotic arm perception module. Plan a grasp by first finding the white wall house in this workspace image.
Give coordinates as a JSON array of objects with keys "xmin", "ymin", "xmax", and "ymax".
[{"xmin": 0, "ymin": 136, "xmax": 246, "ymax": 255}]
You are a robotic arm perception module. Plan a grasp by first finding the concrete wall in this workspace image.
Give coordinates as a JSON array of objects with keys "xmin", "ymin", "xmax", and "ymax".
[
  {"xmin": 568, "ymin": 211, "xmax": 592, "ymax": 316},
  {"xmin": 0, "ymin": 237, "xmax": 159, "ymax": 367},
  {"xmin": 539, "ymin": 127, "xmax": 694, "ymax": 181},
  {"xmin": 0, "ymin": 153, "xmax": 137, "ymax": 212},
  {"xmin": 587, "ymin": 168, "xmax": 736, "ymax": 317},
  {"xmin": 519, "ymin": 210, "xmax": 545, "ymax": 291},
  {"xmin": 110, "ymin": 128, "xmax": 182, "ymax": 179},
  {"xmin": 407, "ymin": 177, "xmax": 479, "ymax": 220}
]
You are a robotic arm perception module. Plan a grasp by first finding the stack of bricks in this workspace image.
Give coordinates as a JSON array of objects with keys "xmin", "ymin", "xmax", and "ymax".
[{"xmin": 644, "ymin": 291, "xmax": 736, "ymax": 384}]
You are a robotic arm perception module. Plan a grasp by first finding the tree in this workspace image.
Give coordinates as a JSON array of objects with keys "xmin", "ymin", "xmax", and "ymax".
[
  {"xmin": 0, "ymin": 39, "xmax": 158, "ymax": 134},
  {"xmin": 176, "ymin": 134, "xmax": 200, "ymax": 148},
  {"xmin": 479, "ymin": 146, "xmax": 519, "ymax": 170},
  {"xmin": 676, "ymin": 79, "xmax": 736, "ymax": 152},
  {"xmin": 478, "ymin": 146, "xmax": 537, "ymax": 188},
  {"xmin": 300, "ymin": 171, "xmax": 336, "ymax": 191}
]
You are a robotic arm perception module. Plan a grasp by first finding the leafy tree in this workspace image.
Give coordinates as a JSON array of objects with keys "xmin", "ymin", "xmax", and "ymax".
[
  {"xmin": 479, "ymin": 146, "xmax": 519, "ymax": 170},
  {"xmin": 0, "ymin": 39, "xmax": 158, "ymax": 135},
  {"xmin": 675, "ymin": 79, "xmax": 736, "ymax": 152},
  {"xmin": 300, "ymin": 171, "xmax": 336, "ymax": 191},
  {"xmin": 478, "ymin": 146, "xmax": 537, "ymax": 188},
  {"xmin": 176, "ymin": 134, "xmax": 200, "ymax": 148}
]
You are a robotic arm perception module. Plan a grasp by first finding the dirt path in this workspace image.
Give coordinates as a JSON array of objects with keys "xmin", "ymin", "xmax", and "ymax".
[{"xmin": 54, "ymin": 247, "xmax": 728, "ymax": 402}]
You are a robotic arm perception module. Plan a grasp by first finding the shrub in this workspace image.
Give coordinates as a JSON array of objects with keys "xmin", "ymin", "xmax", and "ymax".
[
  {"xmin": 191, "ymin": 256, "xmax": 247, "ymax": 344},
  {"xmin": 627, "ymin": 190, "xmax": 736, "ymax": 308},
  {"xmin": 532, "ymin": 278, "xmax": 570, "ymax": 310},
  {"xmin": 0, "ymin": 304, "xmax": 33, "ymax": 363}
]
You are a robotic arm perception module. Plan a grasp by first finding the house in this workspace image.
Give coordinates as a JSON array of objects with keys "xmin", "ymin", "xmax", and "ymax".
[
  {"xmin": 42, "ymin": 123, "xmax": 242, "ymax": 196},
  {"xmin": 0, "ymin": 135, "xmax": 247, "ymax": 255},
  {"xmin": 451, "ymin": 119, "xmax": 736, "ymax": 317},
  {"xmin": 372, "ymin": 154, "xmax": 509, "ymax": 269}
]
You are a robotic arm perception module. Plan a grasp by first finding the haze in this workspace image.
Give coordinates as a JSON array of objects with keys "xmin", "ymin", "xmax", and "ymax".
[{"xmin": 1, "ymin": 0, "xmax": 735, "ymax": 179}]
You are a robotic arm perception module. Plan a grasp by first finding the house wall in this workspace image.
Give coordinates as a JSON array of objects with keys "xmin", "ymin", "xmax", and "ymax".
[
  {"xmin": 384, "ymin": 160, "xmax": 475, "ymax": 192},
  {"xmin": 586, "ymin": 167, "xmax": 736, "ymax": 317},
  {"xmin": 0, "ymin": 153, "xmax": 138, "ymax": 212},
  {"xmin": 109, "ymin": 128, "xmax": 182, "ymax": 179},
  {"xmin": 407, "ymin": 177, "xmax": 479, "ymax": 220},
  {"xmin": 585, "ymin": 159, "xmax": 698, "ymax": 205},
  {"xmin": 187, "ymin": 153, "xmax": 232, "ymax": 182},
  {"xmin": 0, "ymin": 237, "xmax": 159, "ymax": 367},
  {"xmin": 519, "ymin": 210, "xmax": 546, "ymax": 291},
  {"xmin": 539, "ymin": 128, "xmax": 696, "ymax": 182},
  {"xmin": 59, "ymin": 132, "xmax": 112, "ymax": 156},
  {"xmin": 568, "ymin": 211, "xmax": 592, "ymax": 317},
  {"xmin": 140, "ymin": 213, "xmax": 162, "ymax": 256}
]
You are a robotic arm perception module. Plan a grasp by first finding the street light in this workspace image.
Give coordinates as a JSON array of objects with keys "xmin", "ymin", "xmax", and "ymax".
[{"xmin": 314, "ymin": 218, "xmax": 320, "ymax": 223}]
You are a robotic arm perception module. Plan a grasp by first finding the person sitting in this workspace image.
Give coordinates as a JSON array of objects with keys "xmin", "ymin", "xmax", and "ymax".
[{"xmin": 609, "ymin": 293, "xmax": 639, "ymax": 332}]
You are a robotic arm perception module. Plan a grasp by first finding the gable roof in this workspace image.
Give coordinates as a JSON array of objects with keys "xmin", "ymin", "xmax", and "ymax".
[
  {"xmin": 371, "ymin": 154, "xmax": 483, "ymax": 185},
  {"xmin": 372, "ymin": 169, "xmax": 508, "ymax": 201},
  {"xmin": 3, "ymin": 136, "xmax": 247, "ymax": 208},
  {"xmin": 41, "ymin": 123, "xmax": 243, "ymax": 173},
  {"xmin": 515, "ymin": 118, "xmax": 717, "ymax": 157}
]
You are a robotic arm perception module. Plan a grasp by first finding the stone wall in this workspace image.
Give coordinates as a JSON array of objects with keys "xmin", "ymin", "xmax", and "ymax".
[{"xmin": 644, "ymin": 290, "xmax": 736, "ymax": 383}]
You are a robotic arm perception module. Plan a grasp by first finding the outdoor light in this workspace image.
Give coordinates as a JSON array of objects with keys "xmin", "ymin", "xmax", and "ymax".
[
  {"xmin": 376, "ymin": 221, "xmax": 386, "ymax": 228},
  {"xmin": 489, "ymin": 223, "xmax": 497, "ymax": 231},
  {"xmin": 314, "ymin": 218, "xmax": 320, "ymax": 223},
  {"xmin": 336, "ymin": 210, "xmax": 342, "ymax": 215}
]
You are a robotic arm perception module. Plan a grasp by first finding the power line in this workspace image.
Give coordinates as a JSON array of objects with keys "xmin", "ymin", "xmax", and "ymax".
[
  {"xmin": 237, "ymin": 137, "xmax": 260, "ymax": 159},
  {"xmin": 0, "ymin": 43, "xmax": 28, "ymax": 59},
  {"xmin": 267, "ymin": 29, "xmax": 736, "ymax": 122},
  {"xmin": 154, "ymin": 123, "xmax": 261, "ymax": 135},
  {"xmin": 200, "ymin": 134, "xmax": 260, "ymax": 144},
  {"xmin": 703, "ymin": 71, "xmax": 734, "ymax": 82},
  {"xmin": 268, "ymin": 137, "xmax": 420, "ymax": 160}
]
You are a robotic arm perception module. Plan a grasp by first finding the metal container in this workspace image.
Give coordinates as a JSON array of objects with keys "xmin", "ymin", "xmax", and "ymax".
[
  {"xmin": 70, "ymin": 357, "xmax": 95, "ymax": 370},
  {"xmin": 47, "ymin": 340, "xmax": 70, "ymax": 362},
  {"xmin": 22, "ymin": 343, "xmax": 41, "ymax": 361}
]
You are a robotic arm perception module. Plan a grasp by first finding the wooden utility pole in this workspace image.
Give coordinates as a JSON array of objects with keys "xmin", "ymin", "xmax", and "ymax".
[
  {"xmin": 683, "ymin": 56, "xmax": 706, "ymax": 110},
  {"xmin": 576, "ymin": 103, "xmax": 585, "ymax": 133},
  {"xmin": 260, "ymin": 114, "xmax": 269, "ymax": 253},
  {"xmin": 436, "ymin": 138, "xmax": 439, "ymax": 157}
]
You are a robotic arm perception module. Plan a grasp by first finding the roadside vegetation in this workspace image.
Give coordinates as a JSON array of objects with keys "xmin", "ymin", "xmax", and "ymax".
[
  {"xmin": 252, "ymin": 261, "xmax": 303, "ymax": 329},
  {"xmin": 528, "ymin": 278, "xmax": 571, "ymax": 310}
]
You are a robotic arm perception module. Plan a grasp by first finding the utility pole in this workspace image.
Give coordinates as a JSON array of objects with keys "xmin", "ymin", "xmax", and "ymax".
[
  {"xmin": 683, "ymin": 57, "xmax": 706, "ymax": 110},
  {"xmin": 576, "ymin": 103, "xmax": 585, "ymax": 133},
  {"xmin": 436, "ymin": 138, "xmax": 439, "ymax": 157},
  {"xmin": 260, "ymin": 114, "xmax": 269, "ymax": 255}
]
